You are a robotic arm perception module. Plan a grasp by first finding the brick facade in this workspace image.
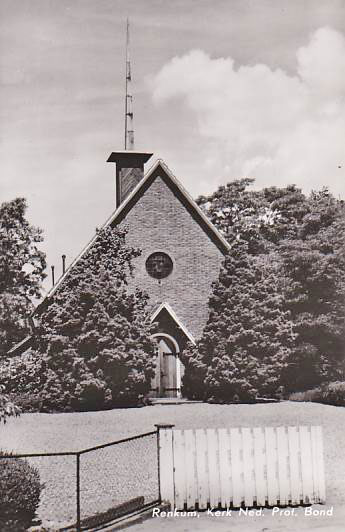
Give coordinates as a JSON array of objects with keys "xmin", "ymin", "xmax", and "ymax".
[
  {"xmin": 116, "ymin": 173, "xmax": 224, "ymax": 340},
  {"xmin": 20, "ymin": 158, "xmax": 228, "ymax": 397}
]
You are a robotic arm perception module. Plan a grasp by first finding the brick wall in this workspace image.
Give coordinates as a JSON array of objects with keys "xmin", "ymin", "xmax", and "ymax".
[
  {"xmin": 117, "ymin": 174, "xmax": 224, "ymax": 340},
  {"xmin": 119, "ymin": 167, "xmax": 143, "ymax": 203}
]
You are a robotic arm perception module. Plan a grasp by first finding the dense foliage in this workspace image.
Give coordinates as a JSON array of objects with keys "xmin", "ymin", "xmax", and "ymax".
[
  {"xmin": 187, "ymin": 180, "xmax": 345, "ymax": 399},
  {"xmin": 0, "ymin": 198, "xmax": 46, "ymax": 357},
  {"xmin": 280, "ymin": 190, "xmax": 345, "ymax": 389},
  {"xmin": 0, "ymin": 353, "xmax": 46, "ymax": 412},
  {"xmin": 290, "ymin": 381, "xmax": 345, "ymax": 407},
  {"xmin": 182, "ymin": 242, "xmax": 295, "ymax": 401},
  {"xmin": 0, "ymin": 453, "xmax": 42, "ymax": 531},
  {"xmin": 32, "ymin": 226, "xmax": 155, "ymax": 411},
  {"xmin": 197, "ymin": 178, "xmax": 282, "ymax": 254},
  {"xmin": 0, "ymin": 385, "xmax": 20, "ymax": 423}
]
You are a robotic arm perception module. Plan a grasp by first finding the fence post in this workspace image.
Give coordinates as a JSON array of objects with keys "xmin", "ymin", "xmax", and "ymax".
[
  {"xmin": 76, "ymin": 453, "xmax": 81, "ymax": 532},
  {"xmin": 155, "ymin": 424, "xmax": 175, "ymax": 507}
]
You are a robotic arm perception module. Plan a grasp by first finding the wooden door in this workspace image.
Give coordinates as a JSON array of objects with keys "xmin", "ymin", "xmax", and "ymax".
[
  {"xmin": 159, "ymin": 338, "xmax": 177, "ymax": 398},
  {"xmin": 151, "ymin": 337, "xmax": 179, "ymax": 398}
]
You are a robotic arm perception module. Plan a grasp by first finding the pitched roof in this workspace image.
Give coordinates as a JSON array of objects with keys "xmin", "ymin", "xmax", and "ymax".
[
  {"xmin": 36, "ymin": 158, "xmax": 230, "ymax": 306},
  {"xmin": 151, "ymin": 302, "xmax": 196, "ymax": 345}
]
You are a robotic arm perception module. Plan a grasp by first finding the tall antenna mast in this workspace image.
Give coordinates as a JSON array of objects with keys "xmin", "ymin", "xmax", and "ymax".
[{"xmin": 125, "ymin": 18, "xmax": 134, "ymax": 150}]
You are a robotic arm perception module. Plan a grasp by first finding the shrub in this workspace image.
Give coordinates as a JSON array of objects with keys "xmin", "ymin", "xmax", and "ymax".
[
  {"xmin": 289, "ymin": 381, "xmax": 345, "ymax": 406},
  {"xmin": 0, "ymin": 453, "xmax": 42, "ymax": 531},
  {"xmin": 0, "ymin": 386, "xmax": 20, "ymax": 424},
  {"xmin": 322, "ymin": 381, "xmax": 345, "ymax": 406},
  {"xmin": 8, "ymin": 393, "xmax": 43, "ymax": 413},
  {"xmin": 7, "ymin": 227, "xmax": 156, "ymax": 412},
  {"xmin": 37, "ymin": 226, "xmax": 156, "ymax": 411},
  {"xmin": 0, "ymin": 351, "xmax": 47, "ymax": 396},
  {"xmin": 182, "ymin": 243, "xmax": 294, "ymax": 402},
  {"xmin": 289, "ymin": 388, "xmax": 323, "ymax": 403}
]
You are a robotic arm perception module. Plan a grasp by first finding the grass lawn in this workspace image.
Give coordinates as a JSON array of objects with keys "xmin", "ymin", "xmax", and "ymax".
[{"xmin": 0, "ymin": 401, "xmax": 344, "ymax": 529}]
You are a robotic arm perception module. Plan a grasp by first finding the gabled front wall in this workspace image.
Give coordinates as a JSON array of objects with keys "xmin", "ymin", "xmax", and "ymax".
[{"xmin": 115, "ymin": 174, "xmax": 224, "ymax": 340}]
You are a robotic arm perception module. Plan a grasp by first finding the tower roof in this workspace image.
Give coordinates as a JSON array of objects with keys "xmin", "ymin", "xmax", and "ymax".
[{"xmin": 107, "ymin": 151, "xmax": 153, "ymax": 165}]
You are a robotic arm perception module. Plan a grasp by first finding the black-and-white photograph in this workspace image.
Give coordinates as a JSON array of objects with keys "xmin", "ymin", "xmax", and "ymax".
[{"xmin": 1, "ymin": 1, "xmax": 345, "ymax": 531}]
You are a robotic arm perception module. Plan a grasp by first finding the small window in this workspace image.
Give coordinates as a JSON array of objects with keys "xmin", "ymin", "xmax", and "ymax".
[{"xmin": 146, "ymin": 252, "xmax": 173, "ymax": 279}]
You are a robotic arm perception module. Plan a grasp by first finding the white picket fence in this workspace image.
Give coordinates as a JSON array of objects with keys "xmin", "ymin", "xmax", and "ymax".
[{"xmin": 157, "ymin": 425, "xmax": 326, "ymax": 510}]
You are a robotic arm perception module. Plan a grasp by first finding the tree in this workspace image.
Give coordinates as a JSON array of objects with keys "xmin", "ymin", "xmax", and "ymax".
[
  {"xmin": 34, "ymin": 226, "xmax": 156, "ymax": 411},
  {"xmin": 198, "ymin": 179, "xmax": 345, "ymax": 392},
  {"xmin": 197, "ymin": 178, "xmax": 281, "ymax": 254},
  {"xmin": 182, "ymin": 241, "xmax": 295, "ymax": 401},
  {"xmin": 0, "ymin": 198, "xmax": 46, "ymax": 356},
  {"xmin": 262, "ymin": 185, "xmax": 311, "ymax": 244},
  {"xmin": 280, "ymin": 190, "xmax": 345, "ymax": 389}
]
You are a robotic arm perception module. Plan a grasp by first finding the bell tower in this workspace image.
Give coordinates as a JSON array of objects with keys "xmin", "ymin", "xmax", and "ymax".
[
  {"xmin": 107, "ymin": 20, "xmax": 153, "ymax": 207},
  {"xmin": 107, "ymin": 151, "xmax": 153, "ymax": 207}
]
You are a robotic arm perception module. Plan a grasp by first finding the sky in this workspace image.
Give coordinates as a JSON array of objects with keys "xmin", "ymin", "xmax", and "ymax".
[{"xmin": 1, "ymin": 0, "xmax": 345, "ymax": 292}]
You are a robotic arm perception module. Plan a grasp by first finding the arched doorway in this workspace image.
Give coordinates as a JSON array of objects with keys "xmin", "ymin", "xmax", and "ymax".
[{"xmin": 151, "ymin": 333, "xmax": 184, "ymax": 398}]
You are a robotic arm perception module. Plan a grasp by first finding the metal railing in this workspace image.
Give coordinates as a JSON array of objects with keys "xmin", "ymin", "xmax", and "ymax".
[{"xmin": 0, "ymin": 429, "xmax": 160, "ymax": 531}]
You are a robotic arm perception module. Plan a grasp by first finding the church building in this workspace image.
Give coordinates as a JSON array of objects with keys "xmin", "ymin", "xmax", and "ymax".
[
  {"xmin": 9, "ymin": 25, "xmax": 231, "ymax": 398},
  {"xmin": 14, "ymin": 150, "xmax": 230, "ymax": 399},
  {"xmin": 103, "ymin": 151, "xmax": 230, "ymax": 398}
]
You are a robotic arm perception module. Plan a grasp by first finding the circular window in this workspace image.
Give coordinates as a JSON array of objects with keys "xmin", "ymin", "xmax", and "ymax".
[{"xmin": 146, "ymin": 252, "xmax": 173, "ymax": 279}]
